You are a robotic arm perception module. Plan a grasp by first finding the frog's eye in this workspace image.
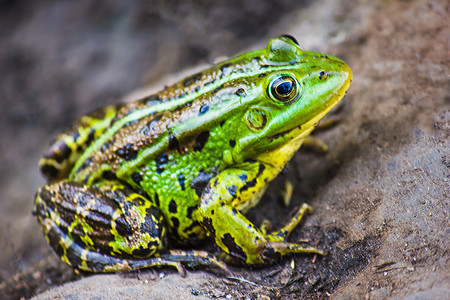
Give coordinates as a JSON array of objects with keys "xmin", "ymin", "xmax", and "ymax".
[
  {"xmin": 268, "ymin": 75, "xmax": 301, "ymax": 104},
  {"xmin": 280, "ymin": 35, "xmax": 299, "ymax": 46}
]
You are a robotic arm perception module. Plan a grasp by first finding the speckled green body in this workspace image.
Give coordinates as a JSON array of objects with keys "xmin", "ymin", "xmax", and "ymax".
[{"xmin": 34, "ymin": 36, "xmax": 352, "ymax": 273}]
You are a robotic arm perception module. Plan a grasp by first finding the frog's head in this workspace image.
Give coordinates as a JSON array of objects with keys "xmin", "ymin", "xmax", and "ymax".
[{"xmin": 230, "ymin": 36, "xmax": 352, "ymax": 163}]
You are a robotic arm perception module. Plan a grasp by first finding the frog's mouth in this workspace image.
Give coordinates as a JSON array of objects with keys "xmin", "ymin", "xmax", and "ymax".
[{"xmin": 268, "ymin": 125, "xmax": 301, "ymax": 141}]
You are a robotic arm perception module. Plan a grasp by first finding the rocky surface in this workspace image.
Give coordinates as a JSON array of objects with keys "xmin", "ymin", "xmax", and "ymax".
[{"xmin": 0, "ymin": 0, "xmax": 448, "ymax": 299}]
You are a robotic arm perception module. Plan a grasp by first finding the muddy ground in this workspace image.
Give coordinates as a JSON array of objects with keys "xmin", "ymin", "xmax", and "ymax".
[{"xmin": 0, "ymin": 0, "xmax": 448, "ymax": 299}]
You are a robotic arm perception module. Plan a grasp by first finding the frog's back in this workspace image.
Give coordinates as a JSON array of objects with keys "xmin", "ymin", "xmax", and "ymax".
[{"xmin": 39, "ymin": 105, "xmax": 120, "ymax": 182}]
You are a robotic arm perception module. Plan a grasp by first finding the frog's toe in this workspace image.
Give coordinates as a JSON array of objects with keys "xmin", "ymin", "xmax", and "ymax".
[
  {"xmin": 161, "ymin": 250, "xmax": 233, "ymax": 276},
  {"xmin": 261, "ymin": 242, "xmax": 325, "ymax": 263},
  {"xmin": 302, "ymin": 136, "xmax": 329, "ymax": 153}
]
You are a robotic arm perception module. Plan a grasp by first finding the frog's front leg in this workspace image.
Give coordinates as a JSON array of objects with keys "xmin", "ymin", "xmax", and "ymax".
[
  {"xmin": 197, "ymin": 161, "xmax": 324, "ymax": 265},
  {"xmin": 33, "ymin": 180, "xmax": 230, "ymax": 275}
]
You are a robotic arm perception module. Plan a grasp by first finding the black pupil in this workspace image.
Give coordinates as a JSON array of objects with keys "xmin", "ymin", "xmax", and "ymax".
[{"xmin": 277, "ymin": 81, "xmax": 293, "ymax": 96}]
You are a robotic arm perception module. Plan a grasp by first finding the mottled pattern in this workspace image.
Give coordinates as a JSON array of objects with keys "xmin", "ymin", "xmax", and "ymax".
[{"xmin": 34, "ymin": 36, "xmax": 352, "ymax": 273}]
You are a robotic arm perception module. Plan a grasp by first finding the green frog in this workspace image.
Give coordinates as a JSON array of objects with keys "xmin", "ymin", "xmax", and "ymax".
[{"xmin": 33, "ymin": 36, "xmax": 352, "ymax": 275}]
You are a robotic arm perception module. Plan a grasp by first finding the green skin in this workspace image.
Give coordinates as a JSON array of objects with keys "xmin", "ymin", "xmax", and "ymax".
[{"xmin": 34, "ymin": 36, "xmax": 352, "ymax": 275}]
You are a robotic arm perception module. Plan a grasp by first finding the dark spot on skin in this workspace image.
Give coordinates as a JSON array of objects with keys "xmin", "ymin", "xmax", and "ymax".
[
  {"xmin": 103, "ymin": 171, "xmax": 118, "ymax": 181},
  {"xmin": 141, "ymin": 94, "xmax": 161, "ymax": 106},
  {"xmin": 132, "ymin": 246, "xmax": 152, "ymax": 258},
  {"xmin": 227, "ymin": 185, "xmax": 237, "ymax": 198},
  {"xmin": 155, "ymin": 153, "xmax": 169, "ymax": 174},
  {"xmin": 257, "ymin": 163, "xmax": 265, "ymax": 177},
  {"xmin": 183, "ymin": 72, "xmax": 203, "ymax": 87},
  {"xmin": 252, "ymin": 57, "xmax": 261, "ymax": 63},
  {"xmin": 269, "ymin": 128, "xmax": 295, "ymax": 140},
  {"xmin": 229, "ymin": 139, "xmax": 236, "ymax": 148},
  {"xmin": 199, "ymin": 104, "xmax": 209, "ymax": 116},
  {"xmin": 136, "ymin": 189, "xmax": 151, "ymax": 202},
  {"xmin": 147, "ymin": 240, "xmax": 158, "ymax": 248},
  {"xmin": 72, "ymin": 132, "xmax": 80, "ymax": 142},
  {"xmin": 41, "ymin": 164, "xmax": 59, "ymax": 179},
  {"xmin": 319, "ymin": 71, "xmax": 328, "ymax": 80},
  {"xmin": 86, "ymin": 130, "xmax": 96, "ymax": 146},
  {"xmin": 276, "ymin": 230, "xmax": 287, "ymax": 237},
  {"xmin": 171, "ymin": 217, "xmax": 180, "ymax": 231},
  {"xmin": 131, "ymin": 172, "xmax": 143, "ymax": 185},
  {"xmin": 168, "ymin": 133, "xmax": 179, "ymax": 150},
  {"xmin": 231, "ymin": 207, "xmax": 238, "ymax": 215},
  {"xmin": 130, "ymin": 195, "xmax": 145, "ymax": 206},
  {"xmin": 235, "ymin": 88, "xmax": 245, "ymax": 96},
  {"xmin": 221, "ymin": 233, "xmax": 247, "ymax": 261},
  {"xmin": 177, "ymin": 173, "xmax": 186, "ymax": 190},
  {"xmin": 220, "ymin": 120, "xmax": 225, "ymax": 127},
  {"xmin": 116, "ymin": 143, "xmax": 138, "ymax": 161},
  {"xmin": 101, "ymin": 139, "xmax": 115, "ymax": 152},
  {"xmin": 79, "ymin": 157, "xmax": 93, "ymax": 171},
  {"xmin": 190, "ymin": 170, "xmax": 213, "ymax": 197},
  {"xmin": 123, "ymin": 119, "xmax": 140, "ymax": 128},
  {"xmin": 32, "ymin": 200, "xmax": 44, "ymax": 217},
  {"xmin": 45, "ymin": 227, "xmax": 66, "ymax": 258},
  {"xmin": 259, "ymin": 73, "xmax": 266, "ymax": 78},
  {"xmin": 262, "ymin": 247, "xmax": 282, "ymax": 262},
  {"xmin": 186, "ymin": 205, "xmax": 196, "ymax": 219},
  {"xmin": 48, "ymin": 141, "xmax": 71, "ymax": 164},
  {"xmin": 321, "ymin": 55, "xmax": 329, "ymax": 59},
  {"xmin": 210, "ymin": 209, "xmax": 214, "ymax": 215},
  {"xmin": 169, "ymin": 199, "xmax": 177, "ymax": 213},
  {"xmin": 239, "ymin": 174, "xmax": 247, "ymax": 181},
  {"xmin": 154, "ymin": 193, "xmax": 160, "ymax": 206},
  {"xmin": 202, "ymin": 217, "xmax": 215, "ymax": 238},
  {"xmin": 142, "ymin": 210, "xmax": 162, "ymax": 238},
  {"xmin": 70, "ymin": 223, "xmax": 86, "ymax": 240},
  {"xmin": 177, "ymin": 92, "xmax": 187, "ymax": 99},
  {"xmin": 212, "ymin": 84, "xmax": 224, "ymax": 94},
  {"xmin": 193, "ymin": 131, "xmax": 210, "ymax": 152},
  {"xmin": 220, "ymin": 63, "xmax": 232, "ymax": 77},
  {"xmin": 239, "ymin": 178, "xmax": 257, "ymax": 193}
]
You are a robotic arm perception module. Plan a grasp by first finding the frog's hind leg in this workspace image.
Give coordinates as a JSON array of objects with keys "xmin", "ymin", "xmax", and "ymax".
[
  {"xmin": 40, "ymin": 217, "xmax": 230, "ymax": 276},
  {"xmin": 34, "ymin": 180, "xmax": 230, "ymax": 275},
  {"xmin": 39, "ymin": 214, "xmax": 186, "ymax": 274},
  {"xmin": 33, "ymin": 180, "xmax": 168, "ymax": 272}
]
